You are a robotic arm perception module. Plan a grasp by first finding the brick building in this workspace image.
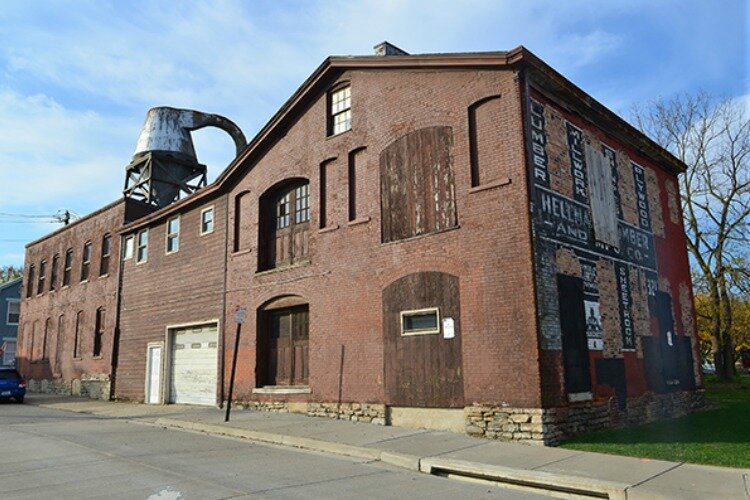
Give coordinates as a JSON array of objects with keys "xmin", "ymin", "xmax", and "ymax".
[{"xmin": 18, "ymin": 43, "xmax": 703, "ymax": 444}]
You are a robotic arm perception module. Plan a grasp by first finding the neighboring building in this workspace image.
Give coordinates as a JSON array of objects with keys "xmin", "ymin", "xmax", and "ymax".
[
  {"xmin": 0, "ymin": 277, "xmax": 22, "ymax": 366},
  {"xmin": 18, "ymin": 199, "xmax": 153, "ymax": 398},
  {"xmin": 18, "ymin": 43, "xmax": 704, "ymax": 445}
]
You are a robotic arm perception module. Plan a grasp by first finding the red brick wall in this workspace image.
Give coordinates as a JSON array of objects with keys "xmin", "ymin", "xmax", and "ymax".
[
  {"xmin": 116, "ymin": 195, "xmax": 227, "ymax": 401},
  {"xmin": 18, "ymin": 201, "xmax": 124, "ymax": 382},
  {"xmin": 222, "ymin": 68, "xmax": 541, "ymax": 408}
]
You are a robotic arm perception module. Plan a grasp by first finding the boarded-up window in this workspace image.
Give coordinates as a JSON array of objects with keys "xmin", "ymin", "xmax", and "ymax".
[
  {"xmin": 585, "ymin": 143, "xmax": 619, "ymax": 247},
  {"xmin": 380, "ymin": 126, "xmax": 457, "ymax": 243},
  {"xmin": 469, "ymin": 95, "xmax": 505, "ymax": 186},
  {"xmin": 383, "ymin": 272, "xmax": 463, "ymax": 407}
]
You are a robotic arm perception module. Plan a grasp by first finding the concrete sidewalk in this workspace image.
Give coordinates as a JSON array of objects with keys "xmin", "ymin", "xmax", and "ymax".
[{"xmin": 29, "ymin": 395, "xmax": 749, "ymax": 499}]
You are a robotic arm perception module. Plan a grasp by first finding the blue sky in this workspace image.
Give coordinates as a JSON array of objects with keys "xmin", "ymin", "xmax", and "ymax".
[{"xmin": 0, "ymin": 0, "xmax": 747, "ymax": 267}]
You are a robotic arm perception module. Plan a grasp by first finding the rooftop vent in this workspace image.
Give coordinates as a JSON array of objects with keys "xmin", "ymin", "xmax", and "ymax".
[{"xmin": 373, "ymin": 41, "xmax": 409, "ymax": 56}]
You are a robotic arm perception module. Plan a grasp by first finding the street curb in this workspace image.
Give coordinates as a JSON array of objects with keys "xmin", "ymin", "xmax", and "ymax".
[
  {"xmin": 155, "ymin": 417, "xmax": 629, "ymax": 498},
  {"xmin": 421, "ymin": 457, "xmax": 629, "ymax": 499}
]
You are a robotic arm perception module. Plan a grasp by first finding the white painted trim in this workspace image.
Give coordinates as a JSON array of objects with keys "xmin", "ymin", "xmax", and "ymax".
[
  {"xmin": 122, "ymin": 235, "xmax": 135, "ymax": 260},
  {"xmin": 5, "ymin": 299, "xmax": 20, "ymax": 326},
  {"xmin": 136, "ymin": 229, "xmax": 149, "ymax": 264},
  {"xmin": 400, "ymin": 307, "xmax": 440, "ymax": 336},
  {"xmin": 145, "ymin": 342, "xmax": 164, "ymax": 404},
  {"xmin": 165, "ymin": 215, "xmax": 181, "ymax": 254},
  {"xmin": 200, "ymin": 206, "xmax": 215, "ymax": 236}
]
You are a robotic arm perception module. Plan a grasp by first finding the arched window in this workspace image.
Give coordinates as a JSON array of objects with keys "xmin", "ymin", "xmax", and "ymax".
[
  {"xmin": 42, "ymin": 318, "xmax": 50, "ymax": 360},
  {"xmin": 81, "ymin": 241, "xmax": 92, "ymax": 281},
  {"xmin": 74, "ymin": 311, "xmax": 84, "ymax": 359},
  {"xmin": 258, "ymin": 180, "xmax": 310, "ymax": 271},
  {"xmin": 93, "ymin": 308, "xmax": 105, "ymax": 357}
]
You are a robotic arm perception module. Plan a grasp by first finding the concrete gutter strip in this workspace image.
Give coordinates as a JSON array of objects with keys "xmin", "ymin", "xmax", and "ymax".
[
  {"xmin": 155, "ymin": 417, "xmax": 628, "ymax": 498},
  {"xmin": 421, "ymin": 458, "xmax": 629, "ymax": 500},
  {"xmin": 155, "ymin": 417, "xmax": 419, "ymax": 468}
]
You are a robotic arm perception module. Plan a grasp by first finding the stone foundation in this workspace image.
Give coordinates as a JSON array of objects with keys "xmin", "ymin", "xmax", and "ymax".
[
  {"xmin": 308, "ymin": 402, "xmax": 387, "ymax": 424},
  {"xmin": 466, "ymin": 390, "xmax": 707, "ymax": 446},
  {"xmin": 233, "ymin": 400, "xmax": 387, "ymax": 425},
  {"xmin": 27, "ymin": 374, "xmax": 111, "ymax": 401}
]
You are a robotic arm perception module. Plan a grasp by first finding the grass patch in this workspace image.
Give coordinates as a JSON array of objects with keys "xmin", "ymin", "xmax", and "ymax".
[{"xmin": 560, "ymin": 375, "xmax": 750, "ymax": 468}]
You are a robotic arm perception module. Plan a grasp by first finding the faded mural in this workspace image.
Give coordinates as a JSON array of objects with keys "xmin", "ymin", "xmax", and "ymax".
[{"xmin": 528, "ymin": 97, "xmax": 698, "ymax": 401}]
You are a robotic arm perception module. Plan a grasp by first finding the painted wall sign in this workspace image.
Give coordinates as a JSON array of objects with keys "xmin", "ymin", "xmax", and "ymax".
[
  {"xmin": 584, "ymin": 301, "xmax": 604, "ymax": 351},
  {"xmin": 617, "ymin": 223, "xmax": 656, "ymax": 269},
  {"xmin": 602, "ymin": 145, "xmax": 623, "ymax": 220},
  {"xmin": 529, "ymin": 100, "xmax": 550, "ymax": 187},
  {"xmin": 580, "ymin": 258, "xmax": 603, "ymax": 351},
  {"xmin": 615, "ymin": 262, "xmax": 636, "ymax": 350},
  {"xmin": 632, "ymin": 163, "xmax": 652, "ymax": 231},
  {"xmin": 566, "ymin": 123, "xmax": 588, "ymax": 203},
  {"xmin": 535, "ymin": 187, "xmax": 591, "ymax": 247}
]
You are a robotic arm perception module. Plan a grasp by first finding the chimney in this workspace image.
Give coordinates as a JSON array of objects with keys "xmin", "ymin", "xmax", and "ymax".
[{"xmin": 373, "ymin": 41, "xmax": 409, "ymax": 56}]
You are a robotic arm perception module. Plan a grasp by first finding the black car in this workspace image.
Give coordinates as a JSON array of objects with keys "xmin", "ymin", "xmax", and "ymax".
[{"xmin": 0, "ymin": 367, "xmax": 26, "ymax": 403}]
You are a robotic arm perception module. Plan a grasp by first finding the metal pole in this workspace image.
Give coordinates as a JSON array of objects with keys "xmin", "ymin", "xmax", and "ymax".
[{"xmin": 224, "ymin": 321, "xmax": 241, "ymax": 422}]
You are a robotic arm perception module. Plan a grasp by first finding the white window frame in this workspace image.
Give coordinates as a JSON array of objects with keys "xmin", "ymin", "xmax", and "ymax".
[
  {"xmin": 6, "ymin": 299, "xmax": 20, "ymax": 326},
  {"xmin": 165, "ymin": 216, "xmax": 180, "ymax": 254},
  {"xmin": 123, "ymin": 235, "xmax": 135, "ymax": 260},
  {"xmin": 400, "ymin": 307, "xmax": 441, "ymax": 336},
  {"xmin": 136, "ymin": 229, "xmax": 149, "ymax": 264},
  {"xmin": 200, "ymin": 206, "xmax": 215, "ymax": 236},
  {"xmin": 329, "ymin": 84, "xmax": 351, "ymax": 136}
]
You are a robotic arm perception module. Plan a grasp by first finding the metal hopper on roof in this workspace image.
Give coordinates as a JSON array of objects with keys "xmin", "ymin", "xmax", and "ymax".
[{"xmin": 124, "ymin": 107, "xmax": 247, "ymax": 208}]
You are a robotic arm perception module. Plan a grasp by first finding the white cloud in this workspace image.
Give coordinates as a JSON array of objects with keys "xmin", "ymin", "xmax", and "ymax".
[{"xmin": 0, "ymin": 89, "xmax": 131, "ymax": 208}]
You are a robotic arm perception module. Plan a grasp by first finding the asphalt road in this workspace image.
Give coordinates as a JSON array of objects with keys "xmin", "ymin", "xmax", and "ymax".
[{"xmin": 0, "ymin": 402, "xmax": 547, "ymax": 499}]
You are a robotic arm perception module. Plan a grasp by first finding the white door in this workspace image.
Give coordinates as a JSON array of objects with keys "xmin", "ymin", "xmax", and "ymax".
[
  {"xmin": 169, "ymin": 324, "xmax": 218, "ymax": 406},
  {"xmin": 146, "ymin": 345, "xmax": 162, "ymax": 404}
]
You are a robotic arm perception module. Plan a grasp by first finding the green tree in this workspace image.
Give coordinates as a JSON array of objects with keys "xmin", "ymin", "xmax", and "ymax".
[
  {"xmin": 632, "ymin": 93, "xmax": 749, "ymax": 380},
  {"xmin": 0, "ymin": 265, "xmax": 22, "ymax": 285}
]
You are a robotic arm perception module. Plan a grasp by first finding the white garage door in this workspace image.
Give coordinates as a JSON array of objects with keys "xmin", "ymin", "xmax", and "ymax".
[{"xmin": 169, "ymin": 324, "xmax": 218, "ymax": 405}]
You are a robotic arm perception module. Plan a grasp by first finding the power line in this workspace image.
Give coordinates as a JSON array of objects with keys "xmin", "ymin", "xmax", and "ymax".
[{"xmin": 0, "ymin": 210, "xmax": 78, "ymax": 225}]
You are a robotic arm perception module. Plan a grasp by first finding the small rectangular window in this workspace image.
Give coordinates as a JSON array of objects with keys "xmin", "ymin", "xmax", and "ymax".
[
  {"xmin": 80, "ymin": 242, "xmax": 92, "ymax": 282},
  {"xmin": 137, "ymin": 229, "xmax": 149, "ymax": 263},
  {"xmin": 37, "ymin": 260, "xmax": 46, "ymax": 295},
  {"xmin": 100, "ymin": 234, "xmax": 112, "ymax": 276},
  {"xmin": 7, "ymin": 300, "xmax": 20, "ymax": 325},
  {"xmin": 50, "ymin": 254, "xmax": 59, "ymax": 291},
  {"xmin": 166, "ymin": 216, "xmax": 180, "ymax": 254},
  {"xmin": 200, "ymin": 207, "xmax": 214, "ymax": 235},
  {"xmin": 62, "ymin": 249, "xmax": 73, "ymax": 286},
  {"xmin": 400, "ymin": 308, "xmax": 440, "ymax": 336},
  {"xmin": 123, "ymin": 236, "xmax": 134, "ymax": 260},
  {"xmin": 328, "ymin": 85, "xmax": 351, "ymax": 136}
]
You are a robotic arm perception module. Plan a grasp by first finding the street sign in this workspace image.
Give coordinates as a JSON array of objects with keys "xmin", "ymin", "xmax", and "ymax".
[{"xmin": 234, "ymin": 306, "xmax": 247, "ymax": 325}]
